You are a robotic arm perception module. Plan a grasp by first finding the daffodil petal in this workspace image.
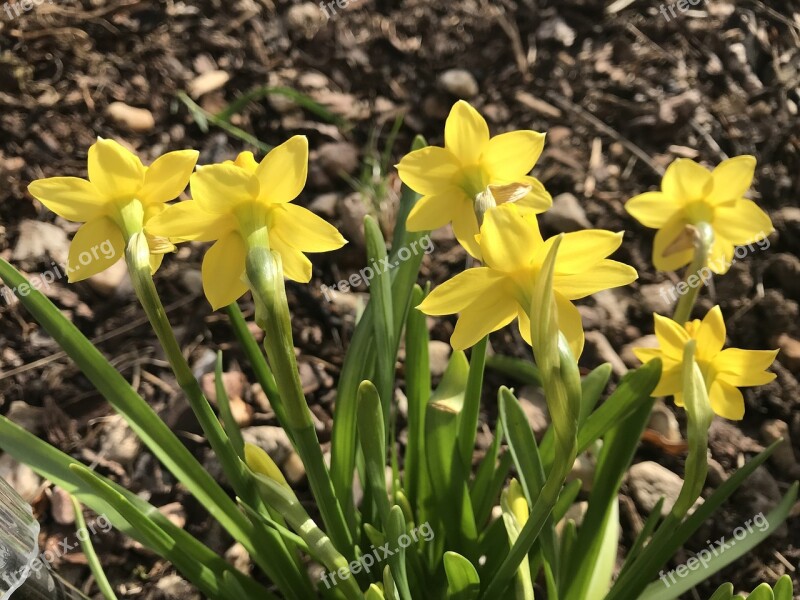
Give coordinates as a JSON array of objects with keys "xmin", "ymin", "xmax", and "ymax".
[
  {"xmin": 713, "ymin": 199, "xmax": 773, "ymax": 246},
  {"xmin": 695, "ymin": 305, "xmax": 726, "ymax": 361},
  {"xmin": 139, "ymin": 150, "xmax": 199, "ymax": 205},
  {"xmin": 662, "ymin": 158, "xmax": 712, "ymax": 204},
  {"xmin": 653, "ymin": 364, "xmax": 683, "ymax": 397},
  {"xmin": 479, "ymin": 204, "xmax": 539, "ymax": 272},
  {"xmin": 554, "ymin": 292, "xmax": 585, "ymax": 359},
  {"xmin": 417, "ymin": 268, "xmax": 507, "ymax": 315},
  {"xmin": 515, "ymin": 176, "xmax": 552, "ymax": 213},
  {"xmin": 713, "ymin": 348, "xmax": 779, "ymax": 387},
  {"xmin": 406, "ymin": 187, "xmax": 469, "ymax": 231},
  {"xmin": 270, "ymin": 233, "xmax": 313, "ymax": 283},
  {"xmin": 28, "ymin": 177, "xmax": 107, "ymax": 222},
  {"xmin": 149, "ymin": 252, "xmax": 165, "ymax": 274},
  {"xmin": 554, "ymin": 260, "xmax": 638, "ymax": 300},
  {"xmin": 653, "ymin": 313, "xmax": 691, "ymax": 360},
  {"xmin": 444, "ymin": 100, "xmax": 490, "ymax": 165},
  {"xmin": 450, "ymin": 288, "xmax": 516, "ymax": 350},
  {"xmin": 256, "ymin": 135, "xmax": 308, "ymax": 204},
  {"xmin": 707, "ymin": 155, "xmax": 756, "ymax": 205},
  {"xmin": 553, "ymin": 230, "xmax": 624, "ymax": 274},
  {"xmin": 191, "ymin": 163, "xmax": 259, "ymax": 214},
  {"xmin": 517, "ymin": 308, "xmax": 532, "ymax": 345},
  {"xmin": 632, "ymin": 347, "xmax": 662, "ymax": 364},
  {"xmin": 66, "ymin": 217, "xmax": 125, "ymax": 282},
  {"xmin": 706, "ymin": 231, "xmax": 734, "ymax": 275},
  {"xmin": 397, "ymin": 147, "xmax": 461, "ymax": 196},
  {"xmin": 202, "ymin": 232, "xmax": 248, "ymax": 310},
  {"xmin": 146, "ymin": 201, "xmax": 236, "ymax": 242},
  {"xmin": 87, "ymin": 139, "xmax": 145, "ymax": 200},
  {"xmin": 708, "ymin": 379, "xmax": 744, "ymax": 420},
  {"xmin": 481, "ymin": 130, "xmax": 545, "ymax": 182},
  {"xmin": 451, "ymin": 202, "xmax": 482, "ymax": 259},
  {"xmin": 269, "ymin": 203, "xmax": 346, "ymax": 252},
  {"xmin": 234, "ymin": 151, "xmax": 259, "ymax": 173},
  {"xmin": 626, "ymin": 191, "xmax": 680, "ymax": 228},
  {"xmin": 653, "ymin": 212, "xmax": 693, "ymax": 272}
]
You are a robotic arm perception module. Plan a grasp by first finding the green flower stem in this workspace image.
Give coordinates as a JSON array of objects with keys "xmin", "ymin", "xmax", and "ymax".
[
  {"xmin": 457, "ymin": 335, "xmax": 488, "ymax": 471},
  {"xmin": 124, "ymin": 235, "xmax": 312, "ymax": 598},
  {"xmin": 671, "ymin": 340, "xmax": 712, "ymax": 519},
  {"xmin": 672, "ymin": 222, "xmax": 714, "ymax": 325},
  {"xmin": 483, "ymin": 237, "xmax": 580, "ymax": 599},
  {"xmin": 246, "ymin": 247, "xmax": 354, "ymax": 557}
]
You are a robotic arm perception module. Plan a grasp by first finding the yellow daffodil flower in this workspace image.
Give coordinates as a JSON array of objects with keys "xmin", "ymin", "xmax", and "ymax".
[
  {"xmin": 417, "ymin": 204, "xmax": 637, "ymax": 355},
  {"xmin": 146, "ymin": 135, "xmax": 346, "ymax": 310},
  {"xmin": 633, "ymin": 306, "xmax": 778, "ymax": 420},
  {"xmin": 397, "ymin": 100, "xmax": 552, "ymax": 257},
  {"xmin": 27, "ymin": 138, "xmax": 198, "ymax": 280},
  {"xmin": 625, "ymin": 156, "xmax": 773, "ymax": 274}
]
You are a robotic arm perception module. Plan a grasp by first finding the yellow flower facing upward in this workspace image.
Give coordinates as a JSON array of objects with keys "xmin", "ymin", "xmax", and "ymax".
[
  {"xmin": 27, "ymin": 138, "xmax": 198, "ymax": 280},
  {"xmin": 633, "ymin": 307, "xmax": 778, "ymax": 420},
  {"xmin": 146, "ymin": 135, "xmax": 346, "ymax": 310},
  {"xmin": 397, "ymin": 100, "xmax": 552, "ymax": 257},
  {"xmin": 417, "ymin": 204, "xmax": 637, "ymax": 356},
  {"xmin": 625, "ymin": 156, "xmax": 773, "ymax": 274}
]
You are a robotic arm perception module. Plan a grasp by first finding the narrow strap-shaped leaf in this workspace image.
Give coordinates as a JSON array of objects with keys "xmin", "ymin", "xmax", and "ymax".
[
  {"xmin": 386, "ymin": 506, "xmax": 413, "ymax": 600},
  {"xmin": 444, "ymin": 552, "xmax": 481, "ymax": 600},
  {"xmin": 215, "ymin": 352, "xmax": 245, "ymax": 458},
  {"xmin": 605, "ymin": 439, "xmax": 784, "ymax": 600},
  {"xmin": 70, "ymin": 495, "xmax": 118, "ymax": 600},
  {"xmin": 365, "ymin": 215, "xmax": 395, "ymax": 428},
  {"xmin": 638, "ymin": 483, "xmax": 798, "ymax": 600},
  {"xmin": 457, "ymin": 336, "xmax": 488, "ymax": 479},
  {"xmin": 0, "ymin": 258, "xmax": 304, "ymax": 598},
  {"xmin": 357, "ymin": 381, "xmax": 391, "ymax": 525},
  {"xmin": 404, "ymin": 285, "xmax": 431, "ymax": 517}
]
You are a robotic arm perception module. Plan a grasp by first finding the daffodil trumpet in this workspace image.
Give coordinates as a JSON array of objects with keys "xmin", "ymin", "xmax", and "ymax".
[
  {"xmin": 672, "ymin": 221, "xmax": 714, "ymax": 325},
  {"xmin": 245, "ymin": 247, "xmax": 354, "ymax": 557}
]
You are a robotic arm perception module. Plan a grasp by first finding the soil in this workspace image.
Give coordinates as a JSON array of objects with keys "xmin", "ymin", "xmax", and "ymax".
[{"xmin": 1, "ymin": 0, "xmax": 799, "ymax": 598}]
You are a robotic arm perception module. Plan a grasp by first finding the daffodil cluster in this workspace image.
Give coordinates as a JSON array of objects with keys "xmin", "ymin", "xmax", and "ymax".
[{"xmin": 400, "ymin": 101, "xmax": 637, "ymax": 357}]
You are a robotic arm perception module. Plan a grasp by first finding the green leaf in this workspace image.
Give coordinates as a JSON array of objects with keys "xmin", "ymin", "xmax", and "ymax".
[
  {"xmin": 0, "ymin": 416, "xmax": 268, "ymax": 600},
  {"xmin": 425, "ymin": 351, "xmax": 478, "ymax": 556},
  {"xmin": 746, "ymin": 585, "xmax": 774, "ymax": 600},
  {"xmin": 562, "ymin": 393, "xmax": 655, "ymax": 600},
  {"xmin": 485, "ymin": 354, "xmax": 541, "ymax": 386},
  {"xmin": 404, "ymin": 285, "xmax": 431, "ymax": 517},
  {"xmin": 215, "ymin": 351, "xmax": 245, "ymax": 458},
  {"xmin": 444, "ymin": 552, "xmax": 481, "ymax": 600},
  {"xmin": 70, "ymin": 495, "xmax": 118, "ymax": 600},
  {"xmin": 365, "ymin": 215, "xmax": 395, "ymax": 428},
  {"xmin": 498, "ymin": 387, "xmax": 558, "ymax": 574},
  {"xmin": 458, "ymin": 336, "xmax": 488, "ymax": 477},
  {"xmin": 709, "ymin": 583, "xmax": 734, "ymax": 600},
  {"xmin": 215, "ymin": 85, "xmax": 348, "ymax": 127},
  {"xmin": 386, "ymin": 506, "xmax": 413, "ymax": 600},
  {"xmin": 772, "ymin": 575, "xmax": 794, "ymax": 600},
  {"xmin": 639, "ymin": 483, "xmax": 798, "ymax": 600},
  {"xmin": 606, "ymin": 439, "xmax": 785, "ymax": 600},
  {"xmin": 0, "ymin": 258, "xmax": 303, "ymax": 598},
  {"xmin": 330, "ymin": 169, "xmax": 424, "ymax": 525},
  {"xmin": 357, "ymin": 380, "xmax": 391, "ymax": 524},
  {"xmin": 366, "ymin": 584, "xmax": 386, "ymax": 600},
  {"xmin": 177, "ymin": 92, "xmax": 271, "ymax": 152}
]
